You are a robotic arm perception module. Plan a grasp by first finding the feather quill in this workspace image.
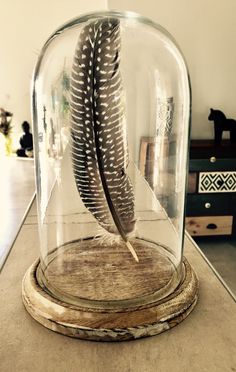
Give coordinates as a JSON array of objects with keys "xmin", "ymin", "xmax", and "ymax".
[{"xmin": 70, "ymin": 18, "xmax": 138, "ymax": 261}]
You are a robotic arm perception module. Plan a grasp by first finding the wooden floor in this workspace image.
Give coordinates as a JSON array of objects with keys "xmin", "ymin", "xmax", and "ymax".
[{"xmin": 0, "ymin": 156, "xmax": 35, "ymax": 269}]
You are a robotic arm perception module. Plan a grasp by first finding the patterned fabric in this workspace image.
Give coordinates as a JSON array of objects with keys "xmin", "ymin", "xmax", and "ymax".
[{"xmin": 156, "ymin": 97, "xmax": 174, "ymax": 136}]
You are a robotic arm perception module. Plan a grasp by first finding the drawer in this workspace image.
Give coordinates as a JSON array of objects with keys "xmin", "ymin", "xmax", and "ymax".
[
  {"xmin": 186, "ymin": 194, "xmax": 232, "ymax": 216},
  {"xmin": 190, "ymin": 140, "xmax": 236, "ymax": 159},
  {"xmin": 185, "ymin": 216, "xmax": 233, "ymax": 236},
  {"xmin": 189, "ymin": 158, "xmax": 236, "ymax": 172},
  {"xmin": 199, "ymin": 171, "xmax": 236, "ymax": 193}
]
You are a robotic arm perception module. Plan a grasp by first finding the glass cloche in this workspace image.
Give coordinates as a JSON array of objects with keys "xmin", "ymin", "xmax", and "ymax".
[{"xmin": 22, "ymin": 11, "xmax": 198, "ymax": 341}]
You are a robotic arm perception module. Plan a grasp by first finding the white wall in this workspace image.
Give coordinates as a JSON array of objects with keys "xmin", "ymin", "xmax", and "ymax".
[
  {"xmin": 108, "ymin": 0, "xmax": 236, "ymax": 139},
  {"xmin": 2, "ymin": 1, "xmax": 236, "ymax": 141},
  {"xmin": 0, "ymin": 0, "xmax": 107, "ymax": 146}
]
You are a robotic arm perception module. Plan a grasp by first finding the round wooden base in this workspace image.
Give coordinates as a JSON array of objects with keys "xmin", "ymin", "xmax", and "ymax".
[{"xmin": 22, "ymin": 257, "xmax": 198, "ymax": 341}]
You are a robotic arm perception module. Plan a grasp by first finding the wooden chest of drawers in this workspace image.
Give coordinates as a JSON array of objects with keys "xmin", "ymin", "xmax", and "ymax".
[{"xmin": 186, "ymin": 140, "xmax": 236, "ymax": 237}]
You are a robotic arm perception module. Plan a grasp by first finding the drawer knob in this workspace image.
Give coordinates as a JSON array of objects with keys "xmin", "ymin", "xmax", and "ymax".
[
  {"xmin": 205, "ymin": 202, "xmax": 211, "ymax": 209},
  {"xmin": 210, "ymin": 156, "xmax": 216, "ymax": 163}
]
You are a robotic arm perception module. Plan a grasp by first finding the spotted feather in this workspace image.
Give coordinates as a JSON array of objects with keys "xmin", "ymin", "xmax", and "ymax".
[{"xmin": 70, "ymin": 18, "xmax": 138, "ymax": 261}]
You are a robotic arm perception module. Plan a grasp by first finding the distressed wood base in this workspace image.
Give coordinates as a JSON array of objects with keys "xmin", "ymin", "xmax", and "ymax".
[
  {"xmin": 22, "ymin": 257, "xmax": 198, "ymax": 341},
  {"xmin": 36, "ymin": 238, "xmax": 181, "ymax": 310}
]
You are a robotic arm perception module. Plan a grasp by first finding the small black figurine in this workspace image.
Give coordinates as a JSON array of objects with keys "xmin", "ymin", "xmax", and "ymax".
[
  {"xmin": 16, "ymin": 121, "xmax": 33, "ymax": 157},
  {"xmin": 208, "ymin": 108, "xmax": 236, "ymax": 144}
]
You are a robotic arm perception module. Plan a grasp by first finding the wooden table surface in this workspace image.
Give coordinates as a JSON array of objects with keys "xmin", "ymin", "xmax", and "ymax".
[
  {"xmin": 0, "ymin": 157, "xmax": 35, "ymax": 270},
  {"xmin": 0, "ymin": 201, "xmax": 236, "ymax": 372}
]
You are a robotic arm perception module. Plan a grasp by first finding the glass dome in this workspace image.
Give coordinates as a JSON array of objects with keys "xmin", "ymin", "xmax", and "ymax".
[{"xmin": 32, "ymin": 11, "xmax": 191, "ymax": 311}]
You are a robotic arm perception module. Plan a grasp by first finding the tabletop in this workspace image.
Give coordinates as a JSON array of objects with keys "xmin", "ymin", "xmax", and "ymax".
[{"xmin": 0, "ymin": 201, "xmax": 236, "ymax": 372}]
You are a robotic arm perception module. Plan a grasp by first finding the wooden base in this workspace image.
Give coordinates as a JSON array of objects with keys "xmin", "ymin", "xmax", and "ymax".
[
  {"xmin": 36, "ymin": 238, "xmax": 181, "ymax": 310},
  {"xmin": 22, "ymin": 255, "xmax": 198, "ymax": 341}
]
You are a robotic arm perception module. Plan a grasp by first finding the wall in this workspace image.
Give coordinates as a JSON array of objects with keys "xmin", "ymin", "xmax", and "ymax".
[
  {"xmin": 108, "ymin": 0, "xmax": 236, "ymax": 139},
  {"xmin": 2, "ymin": 1, "xmax": 236, "ymax": 141},
  {"xmin": 0, "ymin": 0, "xmax": 107, "ymax": 146}
]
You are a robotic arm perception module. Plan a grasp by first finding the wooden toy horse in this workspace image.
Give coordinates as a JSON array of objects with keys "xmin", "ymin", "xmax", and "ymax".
[{"xmin": 208, "ymin": 108, "xmax": 236, "ymax": 144}]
